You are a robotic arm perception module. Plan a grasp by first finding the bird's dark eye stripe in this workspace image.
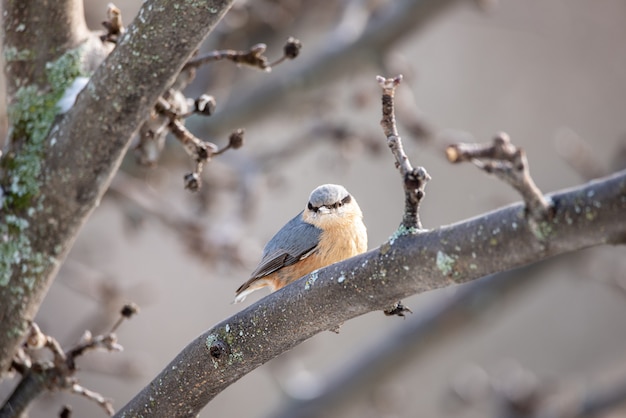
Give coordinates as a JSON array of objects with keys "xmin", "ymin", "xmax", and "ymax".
[
  {"xmin": 307, "ymin": 202, "xmax": 318, "ymax": 212},
  {"xmin": 342, "ymin": 195, "xmax": 352, "ymax": 204}
]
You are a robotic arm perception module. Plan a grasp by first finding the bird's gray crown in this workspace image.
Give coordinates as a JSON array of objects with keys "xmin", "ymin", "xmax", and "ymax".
[{"xmin": 308, "ymin": 184, "xmax": 350, "ymax": 208}]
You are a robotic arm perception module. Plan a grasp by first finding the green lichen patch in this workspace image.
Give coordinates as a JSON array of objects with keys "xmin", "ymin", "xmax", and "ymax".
[
  {"xmin": 3, "ymin": 47, "xmax": 35, "ymax": 62},
  {"xmin": 4, "ymin": 48, "xmax": 83, "ymax": 209},
  {"xmin": 1, "ymin": 47, "xmax": 84, "ymax": 284},
  {"xmin": 304, "ymin": 270, "xmax": 319, "ymax": 290},
  {"xmin": 436, "ymin": 250, "xmax": 456, "ymax": 277}
]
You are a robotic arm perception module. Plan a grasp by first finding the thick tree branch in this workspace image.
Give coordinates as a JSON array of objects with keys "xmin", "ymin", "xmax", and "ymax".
[
  {"xmin": 117, "ymin": 169, "xmax": 626, "ymax": 417},
  {"xmin": 0, "ymin": 0, "xmax": 234, "ymax": 374},
  {"xmin": 2, "ymin": 0, "xmax": 90, "ymax": 99}
]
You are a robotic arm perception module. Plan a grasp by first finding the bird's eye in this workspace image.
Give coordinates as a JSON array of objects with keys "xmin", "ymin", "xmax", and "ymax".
[{"xmin": 308, "ymin": 202, "xmax": 318, "ymax": 212}]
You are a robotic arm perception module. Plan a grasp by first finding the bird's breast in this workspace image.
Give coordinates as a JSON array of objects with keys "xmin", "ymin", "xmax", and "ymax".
[{"xmin": 317, "ymin": 216, "xmax": 368, "ymax": 265}]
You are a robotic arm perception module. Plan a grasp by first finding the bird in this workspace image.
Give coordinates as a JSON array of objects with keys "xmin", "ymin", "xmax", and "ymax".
[{"xmin": 234, "ymin": 184, "xmax": 367, "ymax": 303}]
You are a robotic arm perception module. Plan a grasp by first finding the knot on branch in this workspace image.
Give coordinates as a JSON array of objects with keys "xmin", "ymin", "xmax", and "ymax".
[
  {"xmin": 206, "ymin": 336, "xmax": 231, "ymax": 361},
  {"xmin": 405, "ymin": 167, "xmax": 431, "ymax": 195}
]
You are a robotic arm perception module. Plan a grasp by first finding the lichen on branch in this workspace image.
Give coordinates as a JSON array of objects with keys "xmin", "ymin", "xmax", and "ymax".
[{"xmin": 0, "ymin": 47, "xmax": 86, "ymax": 286}]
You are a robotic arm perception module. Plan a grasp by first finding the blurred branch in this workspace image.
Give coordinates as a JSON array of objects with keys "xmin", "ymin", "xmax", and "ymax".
[
  {"xmin": 117, "ymin": 168, "xmax": 626, "ymax": 417},
  {"xmin": 554, "ymin": 128, "xmax": 608, "ymax": 181},
  {"xmin": 107, "ymin": 172, "xmax": 250, "ymax": 267},
  {"xmin": 200, "ymin": 0, "xmax": 464, "ymax": 134},
  {"xmin": 449, "ymin": 360, "xmax": 626, "ymax": 418}
]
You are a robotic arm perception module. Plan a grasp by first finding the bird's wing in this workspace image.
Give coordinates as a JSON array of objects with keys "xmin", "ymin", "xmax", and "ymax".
[{"xmin": 249, "ymin": 211, "xmax": 322, "ymax": 279}]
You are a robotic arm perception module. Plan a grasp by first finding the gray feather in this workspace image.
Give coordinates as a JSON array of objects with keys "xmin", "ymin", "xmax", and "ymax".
[{"xmin": 249, "ymin": 211, "xmax": 321, "ymax": 279}]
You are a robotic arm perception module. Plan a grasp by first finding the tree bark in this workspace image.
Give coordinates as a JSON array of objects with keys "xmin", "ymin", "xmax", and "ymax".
[{"xmin": 0, "ymin": 0, "xmax": 234, "ymax": 375}]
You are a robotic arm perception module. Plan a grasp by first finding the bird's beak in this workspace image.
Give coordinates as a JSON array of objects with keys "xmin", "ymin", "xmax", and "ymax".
[{"xmin": 317, "ymin": 206, "xmax": 331, "ymax": 214}]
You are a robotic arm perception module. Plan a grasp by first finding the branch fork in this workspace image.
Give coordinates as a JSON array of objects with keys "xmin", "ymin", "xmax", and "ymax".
[
  {"xmin": 134, "ymin": 35, "xmax": 301, "ymax": 191},
  {"xmin": 446, "ymin": 132, "xmax": 554, "ymax": 234}
]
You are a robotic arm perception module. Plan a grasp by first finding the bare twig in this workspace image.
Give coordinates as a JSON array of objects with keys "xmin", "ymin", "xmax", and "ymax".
[
  {"xmin": 201, "ymin": 0, "xmax": 462, "ymax": 135},
  {"xmin": 71, "ymin": 384, "xmax": 114, "ymax": 416},
  {"xmin": 446, "ymin": 132, "xmax": 554, "ymax": 225},
  {"xmin": 377, "ymin": 74, "xmax": 431, "ymax": 232},
  {"xmin": 1, "ymin": 305, "xmax": 137, "ymax": 416},
  {"xmin": 145, "ymin": 94, "xmax": 245, "ymax": 191},
  {"xmin": 184, "ymin": 37, "xmax": 301, "ymax": 72},
  {"xmin": 135, "ymin": 36, "xmax": 300, "ymax": 182},
  {"xmin": 186, "ymin": 43, "xmax": 271, "ymax": 71}
]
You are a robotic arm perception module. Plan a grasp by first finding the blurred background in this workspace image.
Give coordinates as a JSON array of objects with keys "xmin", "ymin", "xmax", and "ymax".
[{"xmin": 1, "ymin": 0, "xmax": 626, "ymax": 416}]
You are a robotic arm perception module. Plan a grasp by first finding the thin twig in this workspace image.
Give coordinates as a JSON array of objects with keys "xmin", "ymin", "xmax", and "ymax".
[
  {"xmin": 136, "ymin": 38, "xmax": 298, "ymax": 185},
  {"xmin": 184, "ymin": 37, "xmax": 302, "ymax": 72},
  {"xmin": 71, "ymin": 384, "xmax": 114, "ymax": 416},
  {"xmin": 185, "ymin": 43, "xmax": 271, "ymax": 71},
  {"xmin": 1, "ymin": 305, "xmax": 137, "ymax": 416},
  {"xmin": 377, "ymin": 74, "xmax": 431, "ymax": 232}
]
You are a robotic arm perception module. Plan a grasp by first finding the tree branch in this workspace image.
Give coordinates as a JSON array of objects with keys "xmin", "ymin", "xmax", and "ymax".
[
  {"xmin": 2, "ymin": 0, "xmax": 90, "ymax": 100},
  {"xmin": 0, "ymin": 0, "xmax": 234, "ymax": 374},
  {"xmin": 197, "ymin": 0, "xmax": 463, "ymax": 135},
  {"xmin": 116, "ymin": 169, "xmax": 626, "ymax": 417}
]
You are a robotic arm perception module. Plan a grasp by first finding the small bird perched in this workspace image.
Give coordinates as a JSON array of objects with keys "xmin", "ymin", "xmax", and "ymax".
[{"xmin": 234, "ymin": 184, "xmax": 367, "ymax": 303}]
